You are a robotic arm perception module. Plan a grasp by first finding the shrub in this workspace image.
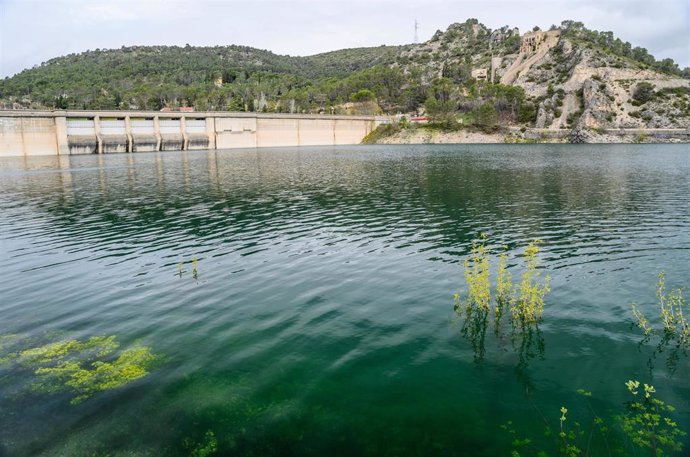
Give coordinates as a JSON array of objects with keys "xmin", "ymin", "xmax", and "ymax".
[{"xmin": 632, "ymin": 82, "xmax": 655, "ymax": 104}]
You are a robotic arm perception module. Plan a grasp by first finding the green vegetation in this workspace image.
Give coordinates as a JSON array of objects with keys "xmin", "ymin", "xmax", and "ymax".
[
  {"xmin": 632, "ymin": 82, "xmax": 656, "ymax": 105},
  {"xmin": 634, "ymin": 130, "xmax": 648, "ymax": 143},
  {"xmin": 361, "ymin": 123, "xmax": 401, "ymax": 144},
  {"xmin": 456, "ymin": 237, "xmax": 550, "ymax": 326},
  {"xmin": 632, "ymin": 274, "xmax": 689, "ymax": 373},
  {"xmin": 504, "ymin": 381, "xmax": 685, "ymax": 456},
  {"xmin": 185, "ymin": 430, "xmax": 219, "ymax": 457},
  {"xmin": 621, "ymin": 381, "xmax": 685, "ymax": 456},
  {"xmin": 454, "ymin": 237, "xmax": 550, "ymax": 365},
  {"xmin": 632, "ymin": 272, "xmax": 688, "ymax": 346},
  {"xmin": 560, "ymin": 21, "xmax": 689, "ymax": 78},
  {"xmin": 2, "ymin": 334, "xmax": 159, "ymax": 404}
]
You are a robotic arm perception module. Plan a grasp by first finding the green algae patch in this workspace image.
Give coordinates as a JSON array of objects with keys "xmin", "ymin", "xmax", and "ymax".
[
  {"xmin": 12, "ymin": 335, "xmax": 159, "ymax": 404},
  {"xmin": 184, "ymin": 430, "xmax": 218, "ymax": 457}
]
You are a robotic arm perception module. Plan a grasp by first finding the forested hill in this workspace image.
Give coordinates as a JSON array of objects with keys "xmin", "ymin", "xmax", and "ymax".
[
  {"xmin": 2, "ymin": 19, "xmax": 689, "ymax": 131},
  {"xmin": 0, "ymin": 43, "xmax": 405, "ymax": 111}
]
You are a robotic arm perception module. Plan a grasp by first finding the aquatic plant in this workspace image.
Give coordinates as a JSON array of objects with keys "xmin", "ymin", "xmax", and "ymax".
[
  {"xmin": 184, "ymin": 430, "xmax": 218, "ymax": 457},
  {"xmin": 462, "ymin": 234, "xmax": 492, "ymax": 315},
  {"xmin": 503, "ymin": 381, "xmax": 685, "ymax": 457},
  {"xmin": 454, "ymin": 237, "xmax": 549, "ymax": 365},
  {"xmin": 12, "ymin": 334, "xmax": 159, "ymax": 404},
  {"xmin": 633, "ymin": 272, "xmax": 689, "ymax": 342},
  {"xmin": 620, "ymin": 380, "xmax": 685, "ymax": 456},
  {"xmin": 631, "ymin": 272, "xmax": 689, "ymax": 373},
  {"xmin": 456, "ymin": 238, "xmax": 549, "ymax": 325},
  {"xmin": 495, "ymin": 250, "xmax": 514, "ymax": 327},
  {"xmin": 513, "ymin": 241, "xmax": 550, "ymax": 325},
  {"xmin": 177, "ymin": 257, "xmax": 199, "ymax": 280}
]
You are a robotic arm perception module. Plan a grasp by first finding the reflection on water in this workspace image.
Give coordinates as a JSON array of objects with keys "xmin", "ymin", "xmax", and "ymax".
[{"xmin": 0, "ymin": 145, "xmax": 689, "ymax": 456}]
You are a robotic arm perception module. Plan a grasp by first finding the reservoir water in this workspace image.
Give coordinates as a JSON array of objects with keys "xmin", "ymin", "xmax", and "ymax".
[{"xmin": 1, "ymin": 144, "xmax": 689, "ymax": 456}]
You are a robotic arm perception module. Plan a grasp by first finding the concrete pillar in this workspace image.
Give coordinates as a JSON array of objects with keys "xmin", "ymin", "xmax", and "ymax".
[
  {"xmin": 124, "ymin": 116, "xmax": 133, "ymax": 153},
  {"xmin": 93, "ymin": 115, "xmax": 103, "ymax": 154},
  {"xmin": 180, "ymin": 116, "xmax": 189, "ymax": 150},
  {"xmin": 54, "ymin": 114, "xmax": 69, "ymax": 155},
  {"xmin": 153, "ymin": 116, "xmax": 161, "ymax": 151},
  {"xmin": 206, "ymin": 117, "xmax": 217, "ymax": 150}
]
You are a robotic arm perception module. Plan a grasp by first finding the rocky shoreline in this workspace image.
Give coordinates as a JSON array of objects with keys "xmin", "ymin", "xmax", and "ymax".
[{"xmin": 374, "ymin": 126, "xmax": 689, "ymax": 144}]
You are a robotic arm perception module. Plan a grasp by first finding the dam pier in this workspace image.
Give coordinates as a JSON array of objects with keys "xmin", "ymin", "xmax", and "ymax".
[{"xmin": 0, "ymin": 110, "xmax": 384, "ymax": 157}]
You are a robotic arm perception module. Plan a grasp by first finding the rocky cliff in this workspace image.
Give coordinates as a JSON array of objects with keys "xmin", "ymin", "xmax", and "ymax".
[{"xmin": 393, "ymin": 20, "xmax": 690, "ymax": 131}]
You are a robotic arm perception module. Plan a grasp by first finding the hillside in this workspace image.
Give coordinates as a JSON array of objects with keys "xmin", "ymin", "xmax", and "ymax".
[{"xmin": 1, "ymin": 19, "xmax": 689, "ymax": 132}]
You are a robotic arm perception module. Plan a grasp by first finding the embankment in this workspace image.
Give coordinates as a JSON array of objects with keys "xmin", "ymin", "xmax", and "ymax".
[{"xmin": 374, "ymin": 127, "xmax": 690, "ymax": 144}]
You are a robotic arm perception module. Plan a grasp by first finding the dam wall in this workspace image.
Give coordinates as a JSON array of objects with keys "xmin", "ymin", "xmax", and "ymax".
[{"xmin": 0, "ymin": 110, "xmax": 382, "ymax": 157}]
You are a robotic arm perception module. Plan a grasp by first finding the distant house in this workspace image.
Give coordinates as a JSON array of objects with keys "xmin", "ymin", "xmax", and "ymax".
[{"xmin": 410, "ymin": 116, "xmax": 428, "ymax": 124}]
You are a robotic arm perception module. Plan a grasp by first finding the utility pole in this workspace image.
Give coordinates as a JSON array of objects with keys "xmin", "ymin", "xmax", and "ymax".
[{"xmin": 414, "ymin": 19, "xmax": 419, "ymax": 44}]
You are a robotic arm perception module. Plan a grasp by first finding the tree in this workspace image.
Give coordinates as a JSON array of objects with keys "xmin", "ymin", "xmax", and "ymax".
[
  {"xmin": 472, "ymin": 103, "xmax": 499, "ymax": 132},
  {"xmin": 424, "ymin": 95, "xmax": 458, "ymax": 128},
  {"xmin": 349, "ymin": 89, "xmax": 375, "ymax": 102},
  {"xmin": 654, "ymin": 58, "xmax": 679, "ymax": 75}
]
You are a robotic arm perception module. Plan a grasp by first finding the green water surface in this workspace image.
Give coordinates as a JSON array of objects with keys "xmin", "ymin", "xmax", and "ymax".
[{"xmin": 0, "ymin": 144, "xmax": 688, "ymax": 456}]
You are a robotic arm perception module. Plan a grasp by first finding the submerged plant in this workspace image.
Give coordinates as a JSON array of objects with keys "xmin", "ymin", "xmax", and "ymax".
[
  {"xmin": 11, "ymin": 334, "xmax": 159, "ymax": 404},
  {"xmin": 503, "ymin": 381, "xmax": 685, "ymax": 456},
  {"xmin": 620, "ymin": 380, "xmax": 685, "ymax": 456},
  {"xmin": 184, "ymin": 430, "xmax": 218, "ymax": 457}
]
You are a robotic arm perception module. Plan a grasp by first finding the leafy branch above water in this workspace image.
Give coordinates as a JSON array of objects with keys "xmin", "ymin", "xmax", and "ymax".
[
  {"xmin": 632, "ymin": 272, "xmax": 689, "ymax": 373},
  {"xmin": 454, "ymin": 237, "xmax": 550, "ymax": 366}
]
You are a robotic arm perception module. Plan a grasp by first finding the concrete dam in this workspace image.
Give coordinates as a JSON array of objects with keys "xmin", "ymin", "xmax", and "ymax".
[{"xmin": 0, "ymin": 110, "xmax": 385, "ymax": 157}]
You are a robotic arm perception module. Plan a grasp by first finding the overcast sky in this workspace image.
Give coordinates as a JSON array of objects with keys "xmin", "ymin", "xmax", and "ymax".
[{"xmin": 1, "ymin": 0, "xmax": 688, "ymax": 78}]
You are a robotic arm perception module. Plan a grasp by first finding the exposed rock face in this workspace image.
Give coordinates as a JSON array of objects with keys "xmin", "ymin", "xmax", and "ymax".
[
  {"xmin": 501, "ymin": 30, "xmax": 561, "ymax": 86},
  {"xmin": 578, "ymin": 79, "xmax": 616, "ymax": 129},
  {"xmin": 535, "ymin": 100, "xmax": 553, "ymax": 128},
  {"xmin": 568, "ymin": 125, "xmax": 594, "ymax": 143}
]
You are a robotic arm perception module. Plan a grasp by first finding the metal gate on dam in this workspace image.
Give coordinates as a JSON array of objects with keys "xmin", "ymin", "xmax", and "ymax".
[{"xmin": 0, "ymin": 110, "xmax": 385, "ymax": 156}]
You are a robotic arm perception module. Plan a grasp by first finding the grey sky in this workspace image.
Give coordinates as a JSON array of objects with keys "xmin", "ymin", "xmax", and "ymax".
[{"xmin": 1, "ymin": 0, "xmax": 688, "ymax": 78}]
